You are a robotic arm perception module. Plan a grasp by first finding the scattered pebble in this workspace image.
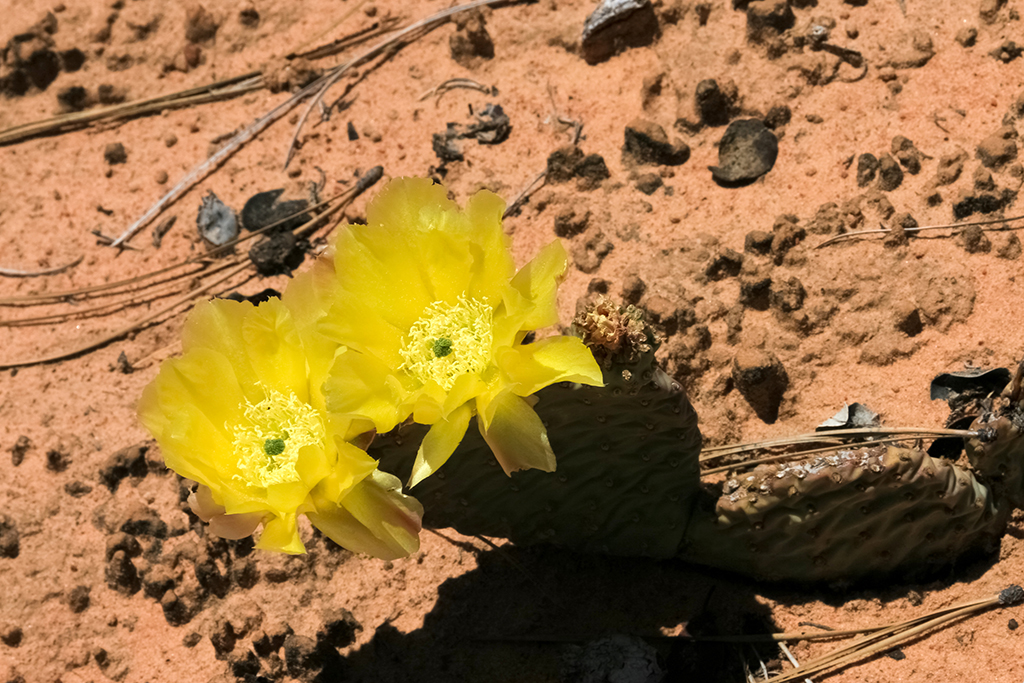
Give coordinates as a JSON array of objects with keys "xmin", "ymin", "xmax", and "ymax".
[
  {"xmin": 709, "ymin": 119, "xmax": 779, "ymax": 185},
  {"xmin": 856, "ymin": 153, "xmax": 879, "ymax": 187},
  {"xmin": 622, "ymin": 119, "xmax": 690, "ymax": 166},
  {"xmin": 196, "ymin": 191, "xmax": 239, "ymax": 246},
  {"xmin": 695, "ymin": 78, "xmax": 736, "ymax": 127},
  {"xmin": 67, "ymin": 585, "xmax": 91, "ymax": 613},
  {"xmin": 0, "ymin": 515, "xmax": 19, "ymax": 559},
  {"xmin": 581, "ymin": 0, "xmax": 658, "ymax": 64},
  {"xmin": 9, "ymin": 436, "xmax": 30, "ymax": 467},
  {"xmin": 876, "ymin": 154, "xmax": 903, "ymax": 191},
  {"xmin": 553, "ymin": 207, "xmax": 591, "ymax": 238},
  {"xmin": 103, "ymin": 142, "xmax": 127, "ymax": 165}
]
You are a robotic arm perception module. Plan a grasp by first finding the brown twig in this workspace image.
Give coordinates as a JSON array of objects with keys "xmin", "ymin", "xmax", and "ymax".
[
  {"xmin": 816, "ymin": 213, "xmax": 1024, "ymax": 249},
  {"xmin": 419, "ymin": 77, "xmax": 497, "ymax": 103},
  {"xmin": 0, "ymin": 256, "xmax": 83, "ymax": 278},
  {"xmin": 699, "ymin": 427, "xmax": 978, "ymax": 462}
]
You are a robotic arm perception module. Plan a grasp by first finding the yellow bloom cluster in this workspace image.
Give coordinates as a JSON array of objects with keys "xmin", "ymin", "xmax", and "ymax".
[{"xmin": 138, "ymin": 177, "xmax": 602, "ymax": 556}]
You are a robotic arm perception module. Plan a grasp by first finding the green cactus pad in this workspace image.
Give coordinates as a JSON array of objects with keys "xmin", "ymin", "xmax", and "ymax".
[
  {"xmin": 373, "ymin": 367, "xmax": 702, "ymax": 558},
  {"xmin": 681, "ymin": 444, "xmax": 1009, "ymax": 582}
]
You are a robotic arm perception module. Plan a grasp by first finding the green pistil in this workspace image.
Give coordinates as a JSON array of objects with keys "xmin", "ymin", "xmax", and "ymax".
[
  {"xmin": 263, "ymin": 438, "xmax": 286, "ymax": 456},
  {"xmin": 432, "ymin": 337, "xmax": 454, "ymax": 358}
]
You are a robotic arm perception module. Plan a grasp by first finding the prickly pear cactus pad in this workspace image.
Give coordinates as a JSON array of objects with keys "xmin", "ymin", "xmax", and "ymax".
[
  {"xmin": 681, "ymin": 444, "xmax": 1008, "ymax": 582},
  {"xmin": 372, "ymin": 298, "xmax": 704, "ymax": 558}
]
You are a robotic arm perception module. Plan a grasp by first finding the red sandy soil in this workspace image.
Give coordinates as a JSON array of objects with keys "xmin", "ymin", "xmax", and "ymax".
[{"xmin": 1, "ymin": 0, "xmax": 1024, "ymax": 681}]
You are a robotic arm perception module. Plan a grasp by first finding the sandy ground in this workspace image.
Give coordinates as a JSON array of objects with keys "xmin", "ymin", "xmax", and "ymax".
[{"xmin": 1, "ymin": 0, "xmax": 1024, "ymax": 681}]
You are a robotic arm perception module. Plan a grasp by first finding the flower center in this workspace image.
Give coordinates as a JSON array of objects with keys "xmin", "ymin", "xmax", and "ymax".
[
  {"xmin": 231, "ymin": 386, "xmax": 325, "ymax": 488},
  {"xmin": 399, "ymin": 296, "xmax": 493, "ymax": 390}
]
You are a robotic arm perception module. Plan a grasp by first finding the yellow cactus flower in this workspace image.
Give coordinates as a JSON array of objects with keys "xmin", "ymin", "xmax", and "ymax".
[
  {"xmin": 320, "ymin": 177, "xmax": 604, "ymax": 487},
  {"xmin": 138, "ymin": 296, "xmax": 422, "ymax": 557}
]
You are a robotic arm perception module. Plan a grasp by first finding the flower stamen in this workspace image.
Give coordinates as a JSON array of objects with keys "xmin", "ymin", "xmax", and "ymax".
[
  {"xmin": 232, "ymin": 386, "xmax": 325, "ymax": 488},
  {"xmin": 400, "ymin": 296, "xmax": 493, "ymax": 390}
]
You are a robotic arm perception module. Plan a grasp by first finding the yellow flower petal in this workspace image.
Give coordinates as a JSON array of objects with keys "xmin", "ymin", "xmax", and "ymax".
[
  {"xmin": 309, "ymin": 470, "xmax": 423, "ymax": 559},
  {"xmin": 208, "ymin": 511, "xmax": 264, "ymax": 540},
  {"xmin": 507, "ymin": 239, "xmax": 568, "ymax": 331},
  {"xmin": 409, "ymin": 401, "xmax": 473, "ymax": 487},
  {"xmin": 257, "ymin": 513, "xmax": 305, "ymax": 554},
  {"xmin": 324, "ymin": 349, "xmax": 409, "ymax": 434},
  {"xmin": 282, "ymin": 256, "xmax": 343, "ymax": 411},
  {"xmin": 478, "ymin": 391, "xmax": 556, "ymax": 475},
  {"xmin": 498, "ymin": 336, "xmax": 604, "ymax": 396}
]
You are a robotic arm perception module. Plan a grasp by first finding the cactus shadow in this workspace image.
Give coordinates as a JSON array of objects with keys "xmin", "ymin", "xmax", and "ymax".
[{"xmin": 343, "ymin": 545, "xmax": 783, "ymax": 683}]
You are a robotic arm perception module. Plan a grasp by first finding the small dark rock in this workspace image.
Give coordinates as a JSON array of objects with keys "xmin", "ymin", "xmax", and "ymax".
[
  {"xmin": 581, "ymin": 0, "xmax": 659, "ymax": 65},
  {"xmin": 10, "ymin": 436, "xmax": 30, "ymax": 467},
  {"xmin": 891, "ymin": 135, "xmax": 924, "ymax": 175},
  {"xmin": 103, "ymin": 142, "xmax": 127, "ymax": 165},
  {"xmin": 956, "ymin": 27, "xmax": 978, "ymax": 47},
  {"xmin": 196, "ymin": 191, "xmax": 238, "ymax": 246},
  {"xmin": 710, "ymin": 119, "xmax": 779, "ymax": 185},
  {"xmin": 705, "ymin": 248, "xmax": 743, "ymax": 280},
  {"xmin": 24, "ymin": 48, "xmax": 61, "ymax": 90},
  {"xmin": 768, "ymin": 278, "xmax": 804, "ymax": 315},
  {"xmin": 67, "ymin": 585, "xmax": 91, "ymax": 613},
  {"xmin": 56, "ymin": 85, "xmax": 89, "ymax": 112},
  {"xmin": 695, "ymin": 79, "xmax": 736, "ymax": 127},
  {"xmin": 238, "ymin": 3, "xmax": 259, "ymax": 27},
  {"xmin": 60, "ymin": 48, "xmax": 87, "ymax": 72},
  {"xmin": 744, "ymin": 230, "xmax": 773, "ymax": 255},
  {"xmin": 1010, "ymin": 618, "xmax": 1020, "ymax": 630},
  {"xmin": 887, "ymin": 29, "xmax": 934, "ymax": 69},
  {"xmin": 977, "ymin": 128, "xmax": 1018, "ymax": 168},
  {"xmin": 161, "ymin": 590, "xmax": 193, "ymax": 626},
  {"xmin": 635, "ymin": 172, "xmax": 663, "ymax": 195},
  {"xmin": 0, "ymin": 515, "xmax": 20, "ymax": 559},
  {"xmin": 240, "ymin": 189, "xmax": 311, "ymax": 234},
  {"xmin": 1, "ymin": 625, "xmax": 23, "ymax": 647},
  {"xmin": 763, "ymin": 104, "xmax": 791, "ymax": 130},
  {"xmin": 45, "ymin": 448, "xmax": 70, "ymax": 472},
  {"xmin": 957, "ymin": 225, "xmax": 992, "ymax": 253},
  {"xmin": 732, "ymin": 347, "xmax": 788, "ymax": 423},
  {"xmin": 450, "ymin": 9, "xmax": 494, "ymax": 66},
  {"xmin": 588, "ymin": 279, "xmax": 611, "ymax": 296},
  {"xmin": 185, "ymin": 3, "xmax": 219, "ymax": 43},
  {"xmin": 64, "ymin": 481, "xmax": 93, "ymax": 498},
  {"xmin": 249, "ymin": 231, "xmax": 306, "ymax": 277},
  {"xmin": 106, "ymin": 550, "xmax": 141, "ymax": 595},
  {"xmin": 346, "ymin": 121, "xmax": 358, "ymax": 141},
  {"xmin": 553, "ymin": 208, "xmax": 591, "ymax": 238},
  {"xmin": 183, "ymin": 631, "xmax": 202, "ymax": 648},
  {"xmin": 856, "ymin": 153, "xmax": 879, "ymax": 187},
  {"xmin": 746, "ymin": 0, "xmax": 795, "ymax": 43},
  {"xmin": 620, "ymin": 274, "xmax": 646, "ymax": 304},
  {"xmin": 622, "ymin": 119, "xmax": 690, "ymax": 166},
  {"xmin": 989, "ymin": 40, "xmax": 1023, "ymax": 63},
  {"xmin": 884, "ymin": 212, "xmax": 917, "ymax": 248},
  {"xmin": 877, "ymin": 154, "xmax": 904, "ymax": 191},
  {"xmin": 739, "ymin": 276, "xmax": 771, "ymax": 311},
  {"xmin": 99, "ymin": 444, "xmax": 149, "ymax": 492},
  {"xmin": 935, "ymin": 148, "xmax": 967, "ymax": 185}
]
